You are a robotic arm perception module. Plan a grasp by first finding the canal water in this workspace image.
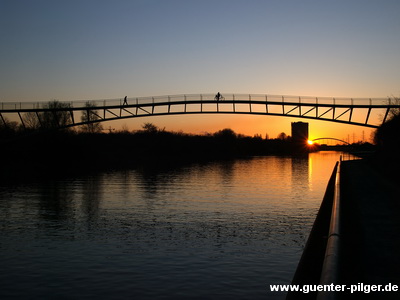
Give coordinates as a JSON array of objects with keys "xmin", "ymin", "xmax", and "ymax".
[{"xmin": 0, "ymin": 151, "xmax": 342, "ymax": 299}]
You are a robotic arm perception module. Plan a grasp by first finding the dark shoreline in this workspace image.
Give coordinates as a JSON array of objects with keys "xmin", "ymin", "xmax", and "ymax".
[{"xmin": 0, "ymin": 130, "xmax": 374, "ymax": 182}]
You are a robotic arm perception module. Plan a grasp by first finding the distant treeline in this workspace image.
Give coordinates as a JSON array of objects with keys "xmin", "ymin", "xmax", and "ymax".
[{"xmin": 1, "ymin": 124, "xmax": 316, "ymax": 180}]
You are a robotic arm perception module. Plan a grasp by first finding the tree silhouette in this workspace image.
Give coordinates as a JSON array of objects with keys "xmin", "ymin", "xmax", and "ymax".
[
  {"xmin": 80, "ymin": 102, "xmax": 103, "ymax": 133},
  {"xmin": 40, "ymin": 100, "xmax": 72, "ymax": 129},
  {"xmin": 277, "ymin": 132, "xmax": 288, "ymax": 140},
  {"xmin": 214, "ymin": 128, "xmax": 237, "ymax": 139},
  {"xmin": 0, "ymin": 116, "xmax": 19, "ymax": 136},
  {"xmin": 374, "ymin": 97, "xmax": 400, "ymax": 175},
  {"xmin": 387, "ymin": 97, "xmax": 400, "ymax": 121},
  {"xmin": 22, "ymin": 111, "xmax": 41, "ymax": 129},
  {"xmin": 141, "ymin": 122, "xmax": 159, "ymax": 133}
]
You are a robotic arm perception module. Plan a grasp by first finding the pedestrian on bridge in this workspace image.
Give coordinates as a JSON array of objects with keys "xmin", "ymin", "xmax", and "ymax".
[{"xmin": 123, "ymin": 96, "xmax": 128, "ymax": 105}]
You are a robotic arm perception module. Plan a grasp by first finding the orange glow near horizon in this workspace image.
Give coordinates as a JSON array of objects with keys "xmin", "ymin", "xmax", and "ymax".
[
  {"xmin": 111, "ymin": 114, "xmax": 377, "ymax": 144},
  {"xmin": 307, "ymin": 140, "xmax": 314, "ymax": 145}
]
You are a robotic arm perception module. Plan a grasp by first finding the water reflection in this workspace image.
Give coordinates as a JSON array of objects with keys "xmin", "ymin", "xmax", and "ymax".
[
  {"xmin": 0, "ymin": 152, "xmax": 343, "ymax": 299},
  {"xmin": 291, "ymin": 154, "xmax": 311, "ymax": 199},
  {"xmin": 37, "ymin": 181, "xmax": 75, "ymax": 227},
  {"xmin": 215, "ymin": 160, "xmax": 235, "ymax": 185},
  {"xmin": 80, "ymin": 175, "xmax": 103, "ymax": 227},
  {"xmin": 133, "ymin": 165, "xmax": 188, "ymax": 198}
]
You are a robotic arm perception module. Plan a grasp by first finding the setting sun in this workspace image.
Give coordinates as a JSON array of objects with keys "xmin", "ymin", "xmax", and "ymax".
[{"xmin": 307, "ymin": 140, "xmax": 314, "ymax": 145}]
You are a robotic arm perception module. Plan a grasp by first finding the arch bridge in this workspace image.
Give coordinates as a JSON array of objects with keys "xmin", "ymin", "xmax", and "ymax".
[
  {"xmin": 1, "ymin": 93, "xmax": 398, "ymax": 129},
  {"xmin": 311, "ymin": 138, "xmax": 350, "ymax": 145}
]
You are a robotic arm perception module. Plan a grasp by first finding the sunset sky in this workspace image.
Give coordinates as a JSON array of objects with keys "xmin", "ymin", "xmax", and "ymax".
[{"xmin": 1, "ymin": 0, "xmax": 400, "ymax": 141}]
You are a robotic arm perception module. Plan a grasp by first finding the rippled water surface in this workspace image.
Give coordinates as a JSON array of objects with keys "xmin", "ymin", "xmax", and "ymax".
[{"xmin": 0, "ymin": 152, "xmax": 342, "ymax": 299}]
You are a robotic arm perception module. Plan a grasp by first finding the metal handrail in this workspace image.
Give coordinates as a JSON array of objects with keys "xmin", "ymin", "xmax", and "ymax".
[
  {"xmin": 0, "ymin": 93, "xmax": 395, "ymax": 111},
  {"xmin": 317, "ymin": 160, "xmax": 342, "ymax": 300}
]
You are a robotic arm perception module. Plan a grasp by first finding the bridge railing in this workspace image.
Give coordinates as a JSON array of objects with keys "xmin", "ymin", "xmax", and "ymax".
[{"xmin": 0, "ymin": 94, "xmax": 394, "ymax": 111}]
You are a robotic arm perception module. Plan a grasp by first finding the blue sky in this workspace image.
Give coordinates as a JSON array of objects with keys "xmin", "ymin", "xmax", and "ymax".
[{"xmin": 1, "ymin": 0, "xmax": 400, "ymax": 138}]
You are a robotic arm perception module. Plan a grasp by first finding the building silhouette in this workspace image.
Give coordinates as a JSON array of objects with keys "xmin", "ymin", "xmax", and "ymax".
[{"xmin": 291, "ymin": 122, "xmax": 309, "ymax": 145}]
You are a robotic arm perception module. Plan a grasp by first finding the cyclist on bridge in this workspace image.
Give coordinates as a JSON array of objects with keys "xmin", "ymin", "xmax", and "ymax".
[{"xmin": 215, "ymin": 92, "xmax": 223, "ymax": 101}]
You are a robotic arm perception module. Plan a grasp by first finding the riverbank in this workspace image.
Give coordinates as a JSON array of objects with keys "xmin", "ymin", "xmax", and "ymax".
[
  {"xmin": 340, "ymin": 158, "xmax": 400, "ymax": 299},
  {"xmin": 0, "ymin": 129, "xmax": 308, "ymax": 181},
  {"xmin": 288, "ymin": 157, "xmax": 400, "ymax": 299},
  {"xmin": 1, "ymin": 127, "xmax": 376, "ymax": 182}
]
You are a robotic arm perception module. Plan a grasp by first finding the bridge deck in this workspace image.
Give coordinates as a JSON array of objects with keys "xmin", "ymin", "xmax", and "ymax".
[
  {"xmin": 1, "ymin": 94, "xmax": 398, "ymax": 129},
  {"xmin": 340, "ymin": 159, "xmax": 400, "ymax": 299}
]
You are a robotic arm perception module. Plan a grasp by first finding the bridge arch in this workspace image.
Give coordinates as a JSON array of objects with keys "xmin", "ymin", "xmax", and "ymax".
[
  {"xmin": 1, "ymin": 93, "xmax": 397, "ymax": 130},
  {"xmin": 311, "ymin": 138, "xmax": 350, "ymax": 145}
]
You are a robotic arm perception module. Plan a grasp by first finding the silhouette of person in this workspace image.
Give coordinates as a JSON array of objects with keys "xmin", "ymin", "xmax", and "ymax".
[
  {"xmin": 215, "ymin": 92, "xmax": 222, "ymax": 101},
  {"xmin": 123, "ymin": 96, "xmax": 128, "ymax": 105}
]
